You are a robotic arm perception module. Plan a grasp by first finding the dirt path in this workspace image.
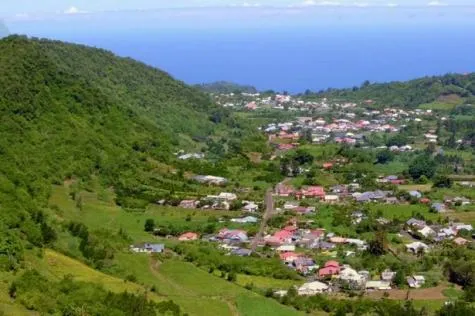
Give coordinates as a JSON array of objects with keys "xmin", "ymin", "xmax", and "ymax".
[{"xmin": 250, "ymin": 188, "xmax": 274, "ymax": 252}]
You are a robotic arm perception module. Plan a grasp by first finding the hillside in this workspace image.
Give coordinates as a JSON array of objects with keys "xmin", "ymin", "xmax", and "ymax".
[
  {"xmin": 0, "ymin": 35, "xmax": 239, "ymax": 279},
  {"xmin": 195, "ymin": 81, "xmax": 258, "ymax": 94},
  {"xmin": 305, "ymin": 73, "xmax": 475, "ymax": 108}
]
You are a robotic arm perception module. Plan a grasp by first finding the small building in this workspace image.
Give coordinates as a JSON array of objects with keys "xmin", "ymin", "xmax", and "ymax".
[
  {"xmin": 381, "ymin": 270, "xmax": 396, "ymax": 282},
  {"xmin": 231, "ymin": 216, "xmax": 258, "ymax": 224},
  {"xmin": 407, "ymin": 275, "xmax": 425, "ymax": 288},
  {"xmin": 231, "ymin": 248, "xmax": 253, "ymax": 257},
  {"xmin": 179, "ymin": 200, "xmax": 199, "ymax": 209},
  {"xmin": 324, "ymin": 195, "xmax": 340, "ymax": 203},
  {"xmin": 431, "ymin": 203, "xmax": 447, "ymax": 213},
  {"xmin": 297, "ymin": 281, "xmax": 330, "ymax": 295},
  {"xmin": 453, "ymin": 237, "xmax": 469, "ymax": 246},
  {"xmin": 418, "ymin": 226, "xmax": 436, "ymax": 238},
  {"xmin": 130, "ymin": 243, "xmax": 165, "ymax": 254},
  {"xmin": 406, "ymin": 242, "xmax": 429, "ymax": 254},
  {"xmin": 178, "ymin": 232, "xmax": 199, "ymax": 241},
  {"xmin": 276, "ymin": 245, "xmax": 296, "ymax": 252},
  {"xmin": 318, "ymin": 261, "xmax": 340, "ymax": 278},
  {"xmin": 365, "ymin": 280, "xmax": 391, "ymax": 291}
]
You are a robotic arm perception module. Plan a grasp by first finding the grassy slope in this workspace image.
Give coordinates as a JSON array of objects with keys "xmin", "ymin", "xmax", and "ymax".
[{"xmin": 48, "ymin": 185, "xmax": 302, "ymax": 316}]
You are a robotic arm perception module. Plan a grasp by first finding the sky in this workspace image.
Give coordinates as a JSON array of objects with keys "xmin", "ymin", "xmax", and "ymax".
[{"xmin": 1, "ymin": 0, "xmax": 475, "ymax": 17}]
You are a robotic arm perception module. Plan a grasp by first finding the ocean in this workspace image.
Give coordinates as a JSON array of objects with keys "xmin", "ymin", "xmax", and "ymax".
[{"xmin": 7, "ymin": 10, "xmax": 475, "ymax": 93}]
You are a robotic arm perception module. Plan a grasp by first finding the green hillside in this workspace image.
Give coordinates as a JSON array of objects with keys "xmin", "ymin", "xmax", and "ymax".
[
  {"xmin": 195, "ymin": 81, "xmax": 258, "ymax": 94},
  {"xmin": 305, "ymin": 73, "xmax": 475, "ymax": 108}
]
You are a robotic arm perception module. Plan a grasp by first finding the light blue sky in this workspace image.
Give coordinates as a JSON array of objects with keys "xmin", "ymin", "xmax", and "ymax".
[{"xmin": 1, "ymin": 0, "xmax": 474, "ymax": 16}]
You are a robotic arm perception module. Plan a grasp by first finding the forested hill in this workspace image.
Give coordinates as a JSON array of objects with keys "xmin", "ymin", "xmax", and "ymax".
[
  {"xmin": 0, "ymin": 35, "xmax": 235, "ymax": 235},
  {"xmin": 305, "ymin": 73, "xmax": 475, "ymax": 108},
  {"xmin": 195, "ymin": 81, "xmax": 258, "ymax": 94}
]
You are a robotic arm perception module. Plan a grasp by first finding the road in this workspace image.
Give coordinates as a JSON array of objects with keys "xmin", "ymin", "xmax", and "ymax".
[{"xmin": 250, "ymin": 188, "xmax": 274, "ymax": 252}]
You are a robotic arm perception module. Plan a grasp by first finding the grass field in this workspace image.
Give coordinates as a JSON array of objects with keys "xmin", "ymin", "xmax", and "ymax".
[
  {"xmin": 48, "ymin": 185, "xmax": 303, "ymax": 316},
  {"xmin": 236, "ymin": 274, "xmax": 303, "ymax": 290},
  {"xmin": 418, "ymin": 102, "xmax": 458, "ymax": 111},
  {"xmin": 398, "ymin": 184, "xmax": 433, "ymax": 193},
  {"xmin": 367, "ymin": 204, "xmax": 440, "ymax": 221}
]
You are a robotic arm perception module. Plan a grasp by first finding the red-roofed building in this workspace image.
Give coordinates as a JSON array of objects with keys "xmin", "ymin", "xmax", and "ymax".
[
  {"xmin": 420, "ymin": 198, "xmax": 431, "ymax": 204},
  {"xmin": 178, "ymin": 232, "xmax": 199, "ymax": 241},
  {"xmin": 284, "ymin": 225, "xmax": 298, "ymax": 232},
  {"xmin": 273, "ymin": 230, "xmax": 293, "ymax": 244},
  {"xmin": 318, "ymin": 260, "xmax": 340, "ymax": 278},
  {"xmin": 279, "ymin": 252, "xmax": 301, "ymax": 263},
  {"xmin": 300, "ymin": 186, "xmax": 326, "ymax": 199},
  {"xmin": 276, "ymin": 183, "xmax": 295, "ymax": 197},
  {"xmin": 323, "ymin": 162, "xmax": 334, "ymax": 170}
]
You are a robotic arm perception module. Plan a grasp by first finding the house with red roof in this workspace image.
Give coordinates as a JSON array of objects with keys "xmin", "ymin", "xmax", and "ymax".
[
  {"xmin": 276, "ymin": 183, "xmax": 295, "ymax": 197},
  {"xmin": 322, "ymin": 162, "xmax": 334, "ymax": 170},
  {"xmin": 178, "ymin": 232, "xmax": 199, "ymax": 241},
  {"xmin": 273, "ymin": 230, "xmax": 293, "ymax": 244},
  {"xmin": 300, "ymin": 186, "xmax": 325, "ymax": 199},
  {"xmin": 279, "ymin": 252, "xmax": 301, "ymax": 263},
  {"xmin": 318, "ymin": 260, "xmax": 340, "ymax": 278}
]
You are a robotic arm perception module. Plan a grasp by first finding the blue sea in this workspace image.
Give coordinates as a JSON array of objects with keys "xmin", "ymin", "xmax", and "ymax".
[{"xmin": 7, "ymin": 7, "xmax": 475, "ymax": 92}]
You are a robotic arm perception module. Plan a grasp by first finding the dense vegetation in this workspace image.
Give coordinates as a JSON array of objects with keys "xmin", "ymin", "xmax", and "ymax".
[
  {"xmin": 195, "ymin": 81, "xmax": 258, "ymax": 94},
  {"xmin": 302, "ymin": 73, "xmax": 475, "ymax": 108}
]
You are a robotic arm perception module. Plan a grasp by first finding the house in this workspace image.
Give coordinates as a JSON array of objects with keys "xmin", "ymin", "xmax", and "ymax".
[
  {"xmin": 431, "ymin": 202, "xmax": 447, "ymax": 213},
  {"xmin": 273, "ymin": 230, "xmax": 294, "ymax": 244},
  {"xmin": 231, "ymin": 216, "xmax": 258, "ymax": 224},
  {"xmin": 319, "ymin": 261, "xmax": 340, "ymax": 278},
  {"xmin": 339, "ymin": 267, "xmax": 365, "ymax": 288},
  {"xmin": 283, "ymin": 201, "xmax": 300, "ymax": 210},
  {"xmin": 318, "ymin": 241, "xmax": 336, "ymax": 250},
  {"xmin": 276, "ymin": 245, "xmax": 296, "ymax": 252},
  {"xmin": 293, "ymin": 206, "xmax": 315, "ymax": 215},
  {"xmin": 324, "ymin": 195, "xmax": 340, "ymax": 204},
  {"xmin": 231, "ymin": 248, "xmax": 253, "ymax": 257},
  {"xmin": 323, "ymin": 162, "xmax": 334, "ymax": 170},
  {"xmin": 280, "ymin": 252, "xmax": 301, "ymax": 263},
  {"xmin": 242, "ymin": 201, "xmax": 259, "ymax": 212},
  {"xmin": 329, "ymin": 237, "xmax": 347, "ymax": 244},
  {"xmin": 218, "ymin": 192, "xmax": 238, "ymax": 201},
  {"xmin": 381, "ymin": 270, "xmax": 396, "ymax": 282},
  {"xmin": 418, "ymin": 226, "xmax": 436, "ymax": 238},
  {"xmin": 179, "ymin": 200, "xmax": 199, "ymax": 209},
  {"xmin": 276, "ymin": 183, "xmax": 295, "ymax": 197},
  {"xmin": 453, "ymin": 237, "xmax": 469, "ymax": 246},
  {"xmin": 385, "ymin": 197, "xmax": 399, "ymax": 204},
  {"xmin": 407, "ymin": 275, "xmax": 425, "ymax": 288},
  {"xmin": 218, "ymin": 228, "xmax": 248, "ymax": 242},
  {"xmin": 365, "ymin": 280, "xmax": 392, "ymax": 291},
  {"xmin": 406, "ymin": 241, "xmax": 429, "ymax": 254},
  {"xmin": 130, "ymin": 243, "xmax": 165, "ymax": 254},
  {"xmin": 178, "ymin": 232, "xmax": 199, "ymax": 241},
  {"xmin": 297, "ymin": 281, "xmax": 330, "ymax": 295},
  {"xmin": 452, "ymin": 223, "xmax": 473, "ymax": 232},
  {"xmin": 346, "ymin": 238, "xmax": 368, "ymax": 250},
  {"xmin": 409, "ymin": 191, "xmax": 422, "ymax": 199},
  {"xmin": 406, "ymin": 218, "xmax": 427, "ymax": 230},
  {"xmin": 300, "ymin": 186, "xmax": 326, "ymax": 199}
]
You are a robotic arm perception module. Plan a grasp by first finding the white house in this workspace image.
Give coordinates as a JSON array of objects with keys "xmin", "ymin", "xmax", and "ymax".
[
  {"xmin": 276, "ymin": 245, "xmax": 296, "ymax": 252},
  {"xmin": 297, "ymin": 281, "xmax": 330, "ymax": 295},
  {"xmin": 218, "ymin": 192, "xmax": 237, "ymax": 201},
  {"xmin": 406, "ymin": 242, "xmax": 429, "ymax": 254},
  {"xmin": 339, "ymin": 267, "xmax": 365, "ymax": 287},
  {"xmin": 365, "ymin": 280, "xmax": 391, "ymax": 290},
  {"xmin": 418, "ymin": 226, "xmax": 436, "ymax": 238},
  {"xmin": 407, "ymin": 275, "xmax": 425, "ymax": 288}
]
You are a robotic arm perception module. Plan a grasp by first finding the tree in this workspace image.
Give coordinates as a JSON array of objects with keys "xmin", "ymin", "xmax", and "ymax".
[
  {"xmin": 376, "ymin": 150, "xmax": 394, "ymax": 164},
  {"xmin": 393, "ymin": 269, "xmax": 406, "ymax": 287},
  {"xmin": 144, "ymin": 219, "xmax": 155, "ymax": 232},
  {"xmin": 433, "ymin": 175, "xmax": 452, "ymax": 188},
  {"xmin": 368, "ymin": 230, "xmax": 388, "ymax": 256},
  {"xmin": 408, "ymin": 155, "xmax": 437, "ymax": 180}
]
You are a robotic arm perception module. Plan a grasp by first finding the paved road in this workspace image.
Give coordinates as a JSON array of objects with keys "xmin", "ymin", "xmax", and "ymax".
[{"xmin": 250, "ymin": 188, "xmax": 274, "ymax": 251}]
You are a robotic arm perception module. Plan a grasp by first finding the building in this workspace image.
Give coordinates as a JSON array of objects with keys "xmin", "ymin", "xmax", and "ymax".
[
  {"xmin": 407, "ymin": 275, "xmax": 425, "ymax": 288},
  {"xmin": 406, "ymin": 242, "xmax": 429, "ymax": 254},
  {"xmin": 297, "ymin": 281, "xmax": 330, "ymax": 295},
  {"xmin": 319, "ymin": 261, "xmax": 340, "ymax": 278},
  {"xmin": 178, "ymin": 232, "xmax": 199, "ymax": 241},
  {"xmin": 365, "ymin": 280, "xmax": 391, "ymax": 291},
  {"xmin": 130, "ymin": 243, "xmax": 165, "ymax": 254}
]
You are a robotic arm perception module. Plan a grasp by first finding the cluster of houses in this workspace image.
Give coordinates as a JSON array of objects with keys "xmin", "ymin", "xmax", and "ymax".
[
  {"xmin": 405, "ymin": 218, "xmax": 473, "ymax": 247},
  {"xmin": 279, "ymin": 261, "xmax": 427, "ymax": 296},
  {"xmin": 178, "ymin": 192, "xmax": 260, "ymax": 212}
]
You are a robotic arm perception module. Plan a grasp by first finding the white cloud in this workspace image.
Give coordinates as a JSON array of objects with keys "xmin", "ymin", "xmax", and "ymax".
[
  {"xmin": 427, "ymin": 1, "xmax": 448, "ymax": 6},
  {"xmin": 64, "ymin": 6, "xmax": 87, "ymax": 15},
  {"xmin": 353, "ymin": 2, "xmax": 369, "ymax": 7},
  {"xmin": 299, "ymin": 0, "xmax": 341, "ymax": 6},
  {"xmin": 386, "ymin": 3, "xmax": 399, "ymax": 7}
]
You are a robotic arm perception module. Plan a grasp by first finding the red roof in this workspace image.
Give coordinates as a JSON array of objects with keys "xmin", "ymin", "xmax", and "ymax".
[
  {"xmin": 324, "ymin": 260, "xmax": 339, "ymax": 268},
  {"xmin": 319, "ymin": 266, "xmax": 340, "ymax": 277},
  {"xmin": 323, "ymin": 163, "xmax": 333, "ymax": 169},
  {"xmin": 301, "ymin": 186, "xmax": 325, "ymax": 197},
  {"xmin": 279, "ymin": 252, "xmax": 301, "ymax": 260},
  {"xmin": 273, "ymin": 230, "xmax": 293, "ymax": 241},
  {"xmin": 284, "ymin": 225, "xmax": 298, "ymax": 232}
]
